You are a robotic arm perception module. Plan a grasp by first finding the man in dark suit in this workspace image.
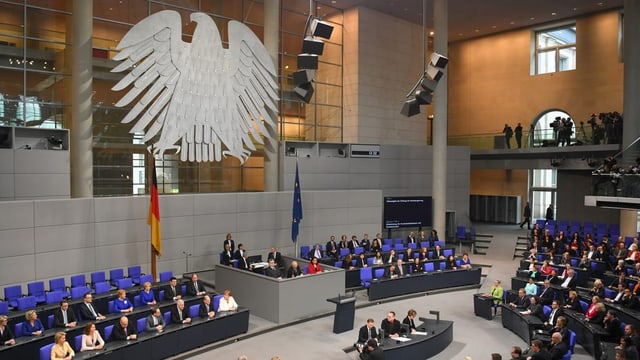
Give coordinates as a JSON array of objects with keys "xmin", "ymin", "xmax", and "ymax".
[
  {"xmin": 170, "ymin": 299, "xmax": 192, "ymax": 324},
  {"xmin": 110, "ymin": 316, "xmax": 137, "ymax": 341},
  {"xmin": 357, "ymin": 318, "xmax": 378, "ymax": 344},
  {"xmin": 233, "ymin": 243, "xmax": 245, "ymax": 260},
  {"xmin": 265, "ymin": 259, "xmax": 282, "ymax": 278},
  {"xmin": 348, "ymin": 235, "xmax": 360, "ymax": 254},
  {"xmin": 559, "ymin": 269, "xmax": 577, "ymax": 289},
  {"xmin": 602, "ymin": 310, "xmax": 623, "ymax": 343},
  {"xmin": 267, "ymin": 247, "xmax": 284, "ymax": 268},
  {"xmin": 221, "ymin": 244, "xmax": 234, "ymax": 266},
  {"xmin": 380, "ymin": 311, "xmax": 402, "ymax": 338},
  {"xmin": 52, "ymin": 300, "xmax": 77, "ymax": 328},
  {"xmin": 402, "ymin": 309, "xmax": 417, "ymax": 333},
  {"xmin": 186, "ymin": 273, "xmax": 206, "ymax": 296},
  {"xmin": 164, "ymin": 277, "xmax": 182, "ymax": 301},
  {"xmin": 384, "ymin": 264, "xmax": 400, "ymax": 279},
  {"xmin": 538, "ymin": 280, "xmax": 554, "ymax": 306},
  {"xmin": 395, "ymin": 259, "xmax": 408, "ymax": 277},
  {"xmin": 145, "ymin": 306, "xmax": 165, "ymax": 333},
  {"xmin": 326, "ymin": 235, "xmax": 339, "ymax": 259},
  {"xmin": 544, "ymin": 300, "xmax": 563, "ymax": 330},
  {"xmin": 308, "ymin": 244, "xmax": 323, "ymax": 260},
  {"xmin": 223, "ymin": 233, "xmax": 235, "ymax": 253},
  {"xmin": 509, "ymin": 288, "xmax": 531, "ymax": 310},
  {"xmin": 530, "ymin": 339, "xmax": 551, "ymax": 360},
  {"xmin": 199, "ymin": 295, "xmax": 215, "ymax": 319},
  {"xmin": 384, "ymin": 249, "xmax": 397, "ymax": 264},
  {"xmin": 548, "ymin": 332, "xmax": 568, "ymax": 360},
  {"xmin": 79, "ymin": 293, "xmax": 106, "ymax": 321},
  {"xmin": 237, "ymin": 252, "xmax": 251, "ymax": 270},
  {"xmin": 358, "ymin": 339, "xmax": 384, "ymax": 360}
]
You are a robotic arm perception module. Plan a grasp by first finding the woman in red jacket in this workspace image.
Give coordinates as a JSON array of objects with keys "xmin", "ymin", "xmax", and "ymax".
[{"xmin": 307, "ymin": 257, "xmax": 323, "ymax": 274}]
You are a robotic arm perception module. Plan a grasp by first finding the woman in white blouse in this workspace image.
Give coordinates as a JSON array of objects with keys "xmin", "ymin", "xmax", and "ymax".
[
  {"xmin": 218, "ymin": 289, "xmax": 238, "ymax": 311},
  {"xmin": 80, "ymin": 322, "xmax": 104, "ymax": 351}
]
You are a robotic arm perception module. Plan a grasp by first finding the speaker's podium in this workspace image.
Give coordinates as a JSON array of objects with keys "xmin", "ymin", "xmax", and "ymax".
[{"xmin": 326, "ymin": 295, "xmax": 356, "ymax": 333}]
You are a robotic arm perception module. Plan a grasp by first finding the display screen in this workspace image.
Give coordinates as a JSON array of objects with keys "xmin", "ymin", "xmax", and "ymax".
[{"xmin": 383, "ymin": 196, "xmax": 432, "ymax": 229}]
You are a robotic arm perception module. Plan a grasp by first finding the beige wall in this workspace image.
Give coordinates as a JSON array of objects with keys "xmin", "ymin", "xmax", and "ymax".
[
  {"xmin": 448, "ymin": 10, "xmax": 623, "ymax": 137},
  {"xmin": 470, "ymin": 169, "xmax": 528, "ymax": 201}
]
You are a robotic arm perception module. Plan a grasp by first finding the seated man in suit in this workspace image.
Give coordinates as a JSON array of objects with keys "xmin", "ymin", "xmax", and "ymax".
[
  {"xmin": 110, "ymin": 316, "xmax": 137, "ymax": 341},
  {"xmin": 380, "ymin": 311, "xmax": 402, "ymax": 338},
  {"xmin": 538, "ymin": 279, "xmax": 555, "ymax": 306},
  {"xmin": 79, "ymin": 293, "xmax": 106, "ymax": 321},
  {"xmin": 548, "ymin": 332, "xmax": 568, "ymax": 360},
  {"xmin": 326, "ymin": 235, "xmax": 339, "ymax": 259},
  {"xmin": 357, "ymin": 318, "xmax": 378, "ymax": 345},
  {"xmin": 384, "ymin": 249, "xmax": 398, "ymax": 265},
  {"xmin": 307, "ymin": 244, "xmax": 324, "ymax": 260},
  {"xmin": 543, "ymin": 300, "xmax": 563, "ymax": 330},
  {"xmin": 234, "ymin": 243, "xmax": 246, "ymax": 261},
  {"xmin": 53, "ymin": 299, "xmax": 78, "ymax": 328},
  {"xmin": 357, "ymin": 339, "xmax": 384, "ymax": 360},
  {"xmin": 221, "ymin": 243, "xmax": 234, "ymax": 266},
  {"xmin": 348, "ymin": 235, "xmax": 360, "ymax": 254},
  {"xmin": 384, "ymin": 264, "xmax": 400, "ymax": 279},
  {"xmin": 186, "ymin": 273, "xmax": 207, "ymax": 296},
  {"xmin": 402, "ymin": 309, "xmax": 417, "ymax": 333},
  {"xmin": 237, "ymin": 252, "xmax": 252, "ymax": 271},
  {"xmin": 199, "ymin": 295, "xmax": 216, "ymax": 319},
  {"xmin": 145, "ymin": 306, "xmax": 165, "ymax": 333},
  {"xmin": 267, "ymin": 247, "xmax": 284, "ymax": 268},
  {"xmin": 602, "ymin": 310, "xmax": 623, "ymax": 343},
  {"xmin": 559, "ymin": 269, "xmax": 577, "ymax": 289},
  {"xmin": 164, "ymin": 277, "xmax": 182, "ymax": 301},
  {"xmin": 265, "ymin": 259, "xmax": 282, "ymax": 278},
  {"xmin": 170, "ymin": 299, "xmax": 192, "ymax": 325},
  {"xmin": 508, "ymin": 288, "xmax": 531, "ymax": 310}
]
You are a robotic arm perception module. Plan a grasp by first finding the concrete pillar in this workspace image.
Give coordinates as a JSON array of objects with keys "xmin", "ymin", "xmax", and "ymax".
[
  {"xmin": 432, "ymin": 0, "xmax": 448, "ymax": 238},
  {"xmin": 620, "ymin": 0, "xmax": 640, "ymax": 235},
  {"xmin": 70, "ymin": 0, "xmax": 93, "ymax": 197},
  {"xmin": 263, "ymin": 0, "xmax": 280, "ymax": 191}
]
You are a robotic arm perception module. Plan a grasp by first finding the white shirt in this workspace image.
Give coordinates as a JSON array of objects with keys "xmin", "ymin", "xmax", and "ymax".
[{"xmin": 218, "ymin": 296, "xmax": 238, "ymax": 311}]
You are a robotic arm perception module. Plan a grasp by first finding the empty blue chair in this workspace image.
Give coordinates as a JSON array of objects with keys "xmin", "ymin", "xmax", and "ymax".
[
  {"xmin": 354, "ymin": 247, "xmax": 364, "ymax": 255},
  {"xmin": 604, "ymin": 288, "xmax": 615, "ymax": 299},
  {"xmin": 360, "ymin": 268, "xmax": 373, "ymax": 288},
  {"xmin": 48, "ymin": 314, "xmax": 54, "ymax": 329},
  {"xmin": 610, "ymin": 223, "xmax": 620, "ymax": 235},
  {"xmin": 189, "ymin": 304, "xmax": 199, "ymax": 318},
  {"xmin": 408, "ymin": 243, "xmax": 417, "ymax": 250},
  {"xmin": 137, "ymin": 317, "xmax": 146, "ymax": 334},
  {"xmin": 334, "ymin": 261, "xmax": 343, "ymax": 268},
  {"xmin": 443, "ymin": 249, "xmax": 453, "ymax": 258},
  {"xmin": 163, "ymin": 312, "xmax": 171, "ymax": 325},
  {"xmin": 70, "ymin": 274, "xmax": 87, "ymax": 288},
  {"xmin": 17, "ymin": 295, "xmax": 37, "ymax": 310},
  {"xmin": 39, "ymin": 343, "xmax": 54, "ymax": 360},
  {"xmin": 381, "ymin": 244, "xmax": 391, "ymax": 252},
  {"xmin": 569, "ymin": 258, "xmax": 578, "ymax": 267},
  {"xmin": 543, "ymin": 305, "xmax": 551, "ymax": 318},
  {"xmin": 14, "ymin": 323, "xmax": 23, "ymax": 337},
  {"xmin": 0, "ymin": 301, "xmax": 8, "ymax": 315},
  {"xmin": 579, "ymin": 300, "xmax": 589, "ymax": 314},
  {"xmin": 300, "ymin": 246, "xmax": 310, "ymax": 259},
  {"xmin": 568, "ymin": 329, "xmax": 576, "ymax": 353},
  {"xmin": 104, "ymin": 325, "xmax": 114, "ymax": 341},
  {"xmin": 3, "ymin": 285, "xmax": 22, "ymax": 308},
  {"xmin": 213, "ymin": 294, "xmax": 223, "ymax": 311},
  {"xmin": 456, "ymin": 226, "xmax": 467, "ymax": 242},
  {"xmin": 374, "ymin": 268, "xmax": 385, "ymax": 279},
  {"xmin": 133, "ymin": 295, "xmax": 142, "ymax": 307},
  {"xmin": 116, "ymin": 278, "xmax": 133, "ymax": 290},
  {"xmin": 70, "ymin": 286, "xmax": 88, "ymax": 300},
  {"xmin": 424, "ymin": 263, "xmax": 435, "ymax": 272},
  {"xmin": 91, "ymin": 271, "xmax": 106, "ymax": 286},
  {"xmin": 394, "ymin": 243, "xmax": 405, "ymax": 252},
  {"xmin": 420, "ymin": 241, "xmax": 430, "ymax": 249},
  {"xmin": 158, "ymin": 290, "xmax": 165, "ymax": 300},
  {"xmin": 139, "ymin": 274, "xmax": 153, "ymax": 285},
  {"xmin": 27, "ymin": 281, "xmax": 46, "ymax": 304},
  {"xmin": 367, "ymin": 257, "xmax": 374, "ymax": 266},
  {"xmin": 94, "ymin": 281, "xmax": 110, "ymax": 295},
  {"xmin": 383, "ymin": 239, "xmax": 393, "ymax": 246},
  {"xmin": 127, "ymin": 266, "xmax": 142, "ymax": 285},
  {"xmin": 48, "ymin": 278, "xmax": 70, "ymax": 298},
  {"xmin": 45, "ymin": 290, "xmax": 64, "ymax": 305},
  {"xmin": 108, "ymin": 300, "xmax": 115, "ymax": 313},
  {"xmin": 159, "ymin": 271, "xmax": 173, "ymax": 282},
  {"xmin": 339, "ymin": 248, "xmax": 350, "ymax": 258},
  {"xmin": 109, "ymin": 268, "xmax": 125, "ymax": 286},
  {"xmin": 74, "ymin": 334, "xmax": 83, "ymax": 352}
]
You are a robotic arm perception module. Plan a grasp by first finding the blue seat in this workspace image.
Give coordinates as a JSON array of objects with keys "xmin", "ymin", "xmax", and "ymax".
[
  {"xmin": 398, "ymin": 254, "xmax": 404, "ymax": 260},
  {"xmin": 70, "ymin": 274, "xmax": 87, "ymax": 288},
  {"xmin": 39, "ymin": 343, "xmax": 54, "ymax": 360},
  {"xmin": 189, "ymin": 304, "xmax": 199, "ymax": 318},
  {"xmin": 367, "ymin": 257, "xmax": 374, "ymax": 266},
  {"xmin": 0, "ymin": 301, "xmax": 8, "ymax": 315},
  {"xmin": 434, "ymin": 241, "xmax": 445, "ymax": 248},
  {"xmin": 139, "ymin": 274, "xmax": 153, "ymax": 285},
  {"xmin": 300, "ymin": 246, "xmax": 310, "ymax": 259},
  {"xmin": 108, "ymin": 300, "xmax": 115, "ymax": 313},
  {"xmin": 569, "ymin": 258, "xmax": 578, "ymax": 267},
  {"xmin": 45, "ymin": 290, "xmax": 64, "ymax": 305},
  {"xmin": 94, "ymin": 281, "xmax": 110, "ymax": 295},
  {"xmin": 408, "ymin": 243, "xmax": 417, "ymax": 250},
  {"xmin": 456, "ymin": 226, "xmax": 467, "ymax": 241},
  {"xmin": 116, "ymin": 278, "xmax": 133, "ymax": 290},
  {"xmin": 74, "ymin": 334, "xmax": 83, "ymax": 352},
  {"xmin": 381, "ymin": 244, "xmax": 391, "ymax": 252},
  {"xmin": 158, "ymin": 290, "xmax": 165, "ymax": 300},
  {"xmin": 424, "ymin": 263, "xmax": 435, "ymax": 272},
  {"xmin": 133, "ymin": 295, "xmax": 142, "ymax": 307},
  {"xmin": 27, "ymin": 281, "xmax": 46, "ymax": 304},
  {"xmin": 543, "ymin": 305, "xmax": 551, "ymax": 318},
  {"xmin": 14, "ymin": 323, "xmax": 23, "ymax": 337},
  {"xmin": 91, "ymin": 271, "xmax": 106, "ymax": 286},
  {"xmin": 354, "ymin": 247, "xmax": 364, "ymax": 255},
  {"xmin": 70, "ymin": 286, "xmax": 88, "ymax": 300},
  {"xmin": 610, "ymin": 223, "xmax": 620, "ymax": 235},
  {"xmin": 420, "ymin": 241, "xmax": 430, "ymax": 249},
  {"xmin": 47, "ymin": 314, "xmax": 54, "ymax": 329},
  {"xmin": 3, "ymin": 285, "xmax": 22, "ymax": 308},
  {"xmin": 439, "ymin": 262, "xmax": 446, "ymax": 270},
  {"xmin": 163, "ymin": 312, "xmax": 171, "ymax": 325},
  {"xmin": 567, "ymin": 329, "xmax": 576, "ymax": 353},
  {"xmin": 579, "ymin": 300, "xmax": 589, "ymax": 314},
  {"xmin": 48, "ymin": 278, "xmax": 70, "ymax": 298},
  {"xmin": 137, "ymin": 317, "xmax": 146, "ymax": 334},
  {"xmin": 374, "ymin": 268, "xmax": 385, "ymax": 279},
  {"xmin": 109, "ymin": 268, "xmax": 125, "ymax": 286},
  {"xmin": 213, "ymin": 294, "xmax": 223, "ymax": 312},
  {"xmin": 104, "ymin": 325, "xmax": 114, "ymax": 341},
  {"xmin": 127, "ymin": 266, "xmax": 142, "ymax": 285},
  {"xmin": 339, "ymin": 248, "xmax": 350, "ymax": 258},
  {"xmin": 159, "ymin": 271, "xmax": 173, "ymax": 282},
  {"xmin": 17, "ymin": 295, "xmax": 37, "ymax": 311},
  {"xmin": 383, "ymin": 239, "xmax": 393, "ymax": 246},
  {"xmin": 360, "ymin": 268, "xmax": 373, "ymax": 288},
  {"xmin": 443, "ymin": 249, "xmax": 453, "ymax": 258},
  {"xmin": 334, "ymin": 261, "xmax": 343, "ymax": 268},
  {"xmin": 604, "ymin": 288, "xmax": 615, "ymax": 299}
]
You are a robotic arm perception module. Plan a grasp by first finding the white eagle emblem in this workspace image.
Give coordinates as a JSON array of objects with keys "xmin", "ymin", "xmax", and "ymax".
[{"xmin": 111, "ymin": 10, "xmax": 278, "ymax": 163}]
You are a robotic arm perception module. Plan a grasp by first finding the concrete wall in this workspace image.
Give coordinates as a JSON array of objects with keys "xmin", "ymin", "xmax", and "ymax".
[
  {"xmin": 0, "ymin": 189, "xmax": 381, "ymax": 289},
  {"xmin": 557, "ymin": 170, "xmax": 619, "ymax": 227}
]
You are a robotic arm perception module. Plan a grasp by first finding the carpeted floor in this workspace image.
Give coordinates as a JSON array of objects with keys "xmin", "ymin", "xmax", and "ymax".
[{"xmin": 172, "ymin": 224, "xmax": 594, "ymax": 360}]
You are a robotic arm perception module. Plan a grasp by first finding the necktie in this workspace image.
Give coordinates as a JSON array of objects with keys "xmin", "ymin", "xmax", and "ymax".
[
  {"xmin": 88, "ymin": 303, "xmax": 97, "ymax": 318},
  {"xmin": 194, "ymin": 282, "xmax": 198, "ymax": 293},
  {"xmin": 399, "ymin": 266, "xmax": 403, "ymax": 275},
  {"xmin": 206, "ymin": 304, "xmax": 209, "ymax": 313},
  {"xmin": 179, "ymin": 309, "xmax": 183, "ymax": 321},
  {"xmin": 124, "ymin": 327, "xmax": 127, "ymax": 336},
  {"xmin": 368, "ymin": 328, "xmax": 371, "ymax": 339},
  {"xmin": 172, "ymin": 286, "xmax": 176, "ymax": 296},
  {"xmin": 550, "ymin": 309, "xmax": 556, "ymax": 323},
  {"xmin": 63, "ymin": 310, "xmax": 68, "ymax": 325}
]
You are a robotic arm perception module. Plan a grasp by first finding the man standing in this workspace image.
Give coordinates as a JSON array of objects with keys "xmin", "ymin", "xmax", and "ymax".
[
  {"xmin": 267, "ymin": 247, "xmax": 284, "ymax": 268},
  {"xmin": 520, "ymin": 202, "xmax": 531, "ymax": 230},
  {"xmin": 544, "ymin": 204, "xmax": 554, "ymax": 227},
  {"xmin": 515, "ymin": 122, "xmax": 523, "ymax": 148},
  {"xmin": 503, "ymin": 123, "xmax": 513, "ymax": 149},
  {"xmin": 223, "ymin": 233, "xmax": 235, "ymax": 253},
  {"xmin": 548, "ymin": 332, "xmax": 568, "ymax": 360}
]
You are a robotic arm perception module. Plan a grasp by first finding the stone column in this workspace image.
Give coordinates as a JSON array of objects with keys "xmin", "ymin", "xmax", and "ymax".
[{"xmin": 263, "ymin": 0, "xmax": 280, "ymax": 191}]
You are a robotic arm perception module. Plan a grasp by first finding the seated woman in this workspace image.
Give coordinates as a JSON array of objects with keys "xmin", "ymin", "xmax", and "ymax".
[
  {"xmin": 626, "ymin": 244, "xmax": 640, "ymax": 264},
  {"xmin": 342, "ymin": 254, "xmax": 355, "ymax": 270},
  {"xmin": 286, "ymin": 260, "xmax": 303, "ymax": 278},
  {"xmin": 428, "ymin": 229, "xmax": 439, "ymax": 244},
  {"xmin": 307, "ymin": 257, "xmax": 323, "ymax": 274},
  {"xmin": 218, "ymin": 289, "xmax": 238, "ymax": 311},
  {"xmin": 558, "ymin": 252, "xmax": 571, "ymax": 266},
  {"xmin": 585, "ymin": 296, "xmax": 606, "ymax": 324},
  {"xmin": 411, "ymin": 257, "xmax": 423, "ymax": 273},
  {"xmin": 370, "ymin": 238, "xmax": 381, "ymax": 253},
  {"xmin": 568, "ymin": 238, "xmax": 581, "ymax": 257},
  {"xmin": 418, "ymin": 247, "xmax": 429, "ymax": 262},
  {"xmin": 0, "ymin": 315, "xmax": 15, "ymax": 345},
  {"xmin": 404, "ymin": 247, "xmax": 414, "ymax": 261},
  {"xmin": 140, "ymin": 281, "xmax": 156, "ymax": 305},
  {"xmin": 590, "ymin": 279, "xmax": 606, "ymax": 298},
  {"xmin": 522, "ymin": 296, "xmax": 545, "ymax": 322},
  {"xmin": 539, "ymin": 260, "xmax": 553, "ymax": 277},
  {"xmin": 459, "ymin": 252, "xmax": 472, "ymax": 269},
  {"xmin": 525, "ymin": 277, "xmax": 538, "ymax": 296},
  {"xmin": 372, "ymin": 251, "xmax": 384, "ymax": 266},
  {"xmin": 113, "ymin": 289, "xmax": 133, "ymax": 313},
  {"xmin": 50, "ymin": 331, "xmax": 74, "ymax": 360},
  {"xmin": 444, "ymin": 255, "xmax": 457, "ymax": 270},
  {"xmin": 23, "ymin": 310, "xmax": 44, "ymax": 336},
  {"xmin": 80, "ymin": 322, "xmax": 104, "ymax": 351}
]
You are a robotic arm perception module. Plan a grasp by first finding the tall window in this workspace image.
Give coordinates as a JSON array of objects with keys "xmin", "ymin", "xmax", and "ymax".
[
  {"xmin": 530, "ymin": 169, "xmax": 557, "ymax": 220},
  {"xmin": 534, "ymin": 25, "xmax": 576, "ymax": 75}
]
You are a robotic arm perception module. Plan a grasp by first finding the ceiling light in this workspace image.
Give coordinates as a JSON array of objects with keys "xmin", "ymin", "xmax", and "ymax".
[
  {"xmin": 551, "ymin": 12, "xmax": 557, "ymax": 16},
  {"xmin": 429, "ymin": 31, "xmax": 434, "ymax": 36},
  {"xmin": 474, "ymin": 29, "xmax": 479, "ymax": 33},
  {"xmin": 530, "ymin": 17, "xmax": 535, "ymax": 20},
  {"xmin": 510, "ymin": 21, "xmax": 515, "ymax": 25},
  {"xmin": 491, "ymin": 25, "xmax": 497, "ymax": 29},
  {"xmin": 573, "ymin": 7, "xmax": 578, "ymax": 11}
]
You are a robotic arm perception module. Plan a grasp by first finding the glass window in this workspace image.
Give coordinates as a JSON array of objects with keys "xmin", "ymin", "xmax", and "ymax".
[{"xmin": 534, "ymin": 25, "xmax": 576, "ymax": 75}]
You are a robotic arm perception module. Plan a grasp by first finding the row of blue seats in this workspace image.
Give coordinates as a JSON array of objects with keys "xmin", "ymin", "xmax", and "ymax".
[
  {"xmin": 535, "ymin": 219, "xmax": 621, "ymax": 236},
  {"xmin": 301, "ymin": 241, "xmax": 447, "ymax": 259},
  {"xmin": 358, "ymin": 260, "xmax": 466, "ymax": 288},
  {"xmin": 1, "ymin": 268, "xmax": 176, "ymax": 314}
]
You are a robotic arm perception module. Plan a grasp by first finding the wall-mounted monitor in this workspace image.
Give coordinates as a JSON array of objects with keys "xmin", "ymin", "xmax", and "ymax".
[{"xmin": 384, "ymin": 196, "xmax": 432, "ymax": 229}]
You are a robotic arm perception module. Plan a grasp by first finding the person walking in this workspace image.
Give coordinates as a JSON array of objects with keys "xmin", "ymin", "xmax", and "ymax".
[
  {"xmin": 515, "ymin": 123, "xmax": 523, "ymax": 148},
  {"xmin": 503, "ymin": 124, "xmax": 513, "ymax": 149},
  {"xmin": 520, "ymin": 202, "xmax": 531, "ymax": 230}
]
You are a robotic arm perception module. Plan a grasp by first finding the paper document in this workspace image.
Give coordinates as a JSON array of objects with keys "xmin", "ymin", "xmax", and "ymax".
[
  {"xmin": 413, "ymin": 331, "xmax": 427, "ymax": 336},
  {"xmin": 395, "ymin": 337, "xmax": 411, "ymax": 342}
]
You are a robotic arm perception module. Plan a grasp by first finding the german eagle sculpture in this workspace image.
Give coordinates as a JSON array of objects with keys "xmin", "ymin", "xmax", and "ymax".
[{"xmin": 111, "ymin": 10, "xmax": 278, "ymax": 163}]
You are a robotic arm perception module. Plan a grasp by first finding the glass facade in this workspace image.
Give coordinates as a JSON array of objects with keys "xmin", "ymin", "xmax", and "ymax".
[{"xmin": 0, "ymin": 0, "xmax": 343, "ymax": 196}]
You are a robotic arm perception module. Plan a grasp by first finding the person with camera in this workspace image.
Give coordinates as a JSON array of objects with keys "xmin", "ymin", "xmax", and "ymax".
[{"xmin": 357, "ymin": 339, "xmax": 385, "ymax": 360}]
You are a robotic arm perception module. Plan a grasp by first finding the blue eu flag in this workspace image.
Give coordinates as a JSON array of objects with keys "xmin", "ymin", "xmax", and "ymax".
[{"xmin": 292, "ymin": 162, "xmax": 303, "ymax": 242}]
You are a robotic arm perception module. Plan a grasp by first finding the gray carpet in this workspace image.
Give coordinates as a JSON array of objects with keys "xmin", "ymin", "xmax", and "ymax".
[{"xmin": 173, "ymin": 224, "xmax": 593, "ymax": 360}]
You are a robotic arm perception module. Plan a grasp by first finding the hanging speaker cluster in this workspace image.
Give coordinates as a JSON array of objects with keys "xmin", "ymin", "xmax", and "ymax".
[
  {"xmin": 294, "ymin": 19, "xmax": 334, "ymax": 103},
  {"xmin": 401, "ymin": 52, "xmax": 449, "ymax": 117}
]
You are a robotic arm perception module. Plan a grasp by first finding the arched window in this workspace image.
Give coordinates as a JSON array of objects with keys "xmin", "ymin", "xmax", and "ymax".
[{"xmin": 530, "ymin": 109, "xmax": 578, "ymax": 147}]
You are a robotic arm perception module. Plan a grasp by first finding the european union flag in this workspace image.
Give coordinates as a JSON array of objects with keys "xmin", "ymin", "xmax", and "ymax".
[{"xmin": 292, "ymin": 162, "xmax": 303, "ymax": 242}]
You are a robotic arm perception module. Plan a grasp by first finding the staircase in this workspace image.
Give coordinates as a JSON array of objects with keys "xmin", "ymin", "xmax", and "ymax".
[{"xmin": 513, "ymin": 235, "xmax": 529, "ymax": 259}]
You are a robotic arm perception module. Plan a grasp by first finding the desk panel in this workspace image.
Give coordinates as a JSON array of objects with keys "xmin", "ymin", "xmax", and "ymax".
[
  {"xmin": 563, "ymin": 309, "xmax": 607, "ymax": 359},
  {"xmin": 379, "ymin": 319, "xmax": 453, "ymax": 360},
  {"xmin": 500, "ymin": 304, "xmax": 543, "ymax": 344},
  {"xmin": 368, "ymin": 268, "xmax": 481, "ymax": 301}
]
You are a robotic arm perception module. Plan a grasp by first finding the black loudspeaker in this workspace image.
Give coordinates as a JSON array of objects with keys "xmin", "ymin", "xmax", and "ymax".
[
  {"xmin": 293, "ymin": 69, "xmax": 316, "ymax": 86},
  {"xmin": 421, "ymin": 77, "xmax": 438, "ymax": 93},
  {"xmin": 294, "ymin": 83, "xmax": 315, "ymax": 103},
  {"xmin": 311, "ymin": 19, "xmax": 334, "ymax": 39},
  {"xmin": 414, "ymin": 89, "xmax": 432, "ymax": 105},
  {"xmin": 297, "ymin": 54, "xmax": 318, "ymax": 70},
  {"xmin": 430, "ymin": 52, "xmax": 449, "ymax": 68},
  {"xmin": 302, "ymin": 36, "xmax": 325, "ymax": 55},
  {"xmin": 400, "ymin": 98, "xmax": 420, "ymax": 117},
  {"xmin": 426, "ymin": 64, "xmax": 444, "ymax": 82}
]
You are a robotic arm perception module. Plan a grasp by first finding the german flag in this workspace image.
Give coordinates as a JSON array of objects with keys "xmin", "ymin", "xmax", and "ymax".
[{"xmin": 148, "ymin": 162, "xmax": 162, "ymax": 256}]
